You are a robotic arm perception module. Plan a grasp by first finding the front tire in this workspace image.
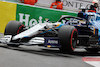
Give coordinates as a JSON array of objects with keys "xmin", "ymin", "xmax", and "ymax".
[
  {"xmin": 4, "ymin": 21, "xmax": 25, "ymax": 47},
  {"xmin": 58, "ymin": 25, "xmax": 78, "ymax": 53}
]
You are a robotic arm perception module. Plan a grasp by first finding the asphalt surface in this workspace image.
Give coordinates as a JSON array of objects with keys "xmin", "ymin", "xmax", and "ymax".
[{"xmin": 0, "ymin": 33, "xmax": 99, "ymax": 67}]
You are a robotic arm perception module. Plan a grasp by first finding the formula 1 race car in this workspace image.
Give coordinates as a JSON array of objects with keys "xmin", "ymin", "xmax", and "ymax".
[{"xmin": 0, "ymin": 9, "xmax": 100, "ymax": 53}]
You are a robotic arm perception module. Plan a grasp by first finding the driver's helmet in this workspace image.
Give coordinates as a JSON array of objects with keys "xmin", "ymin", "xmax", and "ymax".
[{"xmin": 80, "ymin": 6, "xmax": 86, "ymax": 12}]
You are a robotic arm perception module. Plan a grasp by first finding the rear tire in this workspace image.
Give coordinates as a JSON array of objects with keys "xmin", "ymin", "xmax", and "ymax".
[
  {"xmin": 4, "ymin": 21, "xmax": 25, "ymax": 47},
  {"xmin": 58, "ymin": 25, "xmax": 78, "ymax": 53}
]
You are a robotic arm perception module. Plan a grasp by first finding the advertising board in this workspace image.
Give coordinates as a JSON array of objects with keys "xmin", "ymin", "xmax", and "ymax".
[
  {"xmin": 36, "ymin": 0, "xmax": 100, "ymax": 12},
  {"xmin": 16, "ymin": 5, "xmax": 77, "ymax": 27},
  {"xmin": 62, "ymin": 0, "xmax": 100, "ymax": 12},
  {"xmin": 0, "ymin": 1, "xmax": 16, "ymax": 33}
]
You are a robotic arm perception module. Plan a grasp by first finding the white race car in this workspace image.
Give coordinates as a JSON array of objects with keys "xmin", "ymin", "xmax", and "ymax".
[{"xmin": 0, "ymin": 15, "xmax": 100, "ymax": 53}]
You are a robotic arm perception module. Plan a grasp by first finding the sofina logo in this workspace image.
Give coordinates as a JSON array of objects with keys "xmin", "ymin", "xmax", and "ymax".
[{"xmin": 19, "ymin": 13, "xmax": 43, "ymax": 27}]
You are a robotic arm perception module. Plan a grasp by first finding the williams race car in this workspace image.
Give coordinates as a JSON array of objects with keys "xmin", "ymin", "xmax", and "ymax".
[{"xmin": 0, "ymin": 9, "xmax": 100, "ymax": 53}]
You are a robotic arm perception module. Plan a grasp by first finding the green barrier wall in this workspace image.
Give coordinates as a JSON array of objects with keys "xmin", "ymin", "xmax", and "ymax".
[{"xmin": 16, "ymin": 5, "xmax": 77, "ymax": 27}]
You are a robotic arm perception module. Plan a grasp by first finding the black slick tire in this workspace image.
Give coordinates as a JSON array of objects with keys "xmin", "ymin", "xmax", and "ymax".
[
  {"xmin": 58, "ymin": 25, "xmax": 78, "ymax": 53},
  {"xmin": 4, "ymin": 21, "xmax": 25, "ymax": 47}
]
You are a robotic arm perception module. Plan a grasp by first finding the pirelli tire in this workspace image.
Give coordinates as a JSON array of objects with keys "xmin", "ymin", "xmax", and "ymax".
[
  {"xmin": 4, "ymin": 21, "xmax": 25, "ymax": 47},
  {"xmin": 58, "ymin": 25, "xmax": 78, "ymax": 53}
]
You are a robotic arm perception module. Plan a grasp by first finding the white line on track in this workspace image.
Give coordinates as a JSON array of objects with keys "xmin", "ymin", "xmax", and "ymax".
[{"xmin": 82, "ymin": 56, "xmax": 100, "ymax": 67}]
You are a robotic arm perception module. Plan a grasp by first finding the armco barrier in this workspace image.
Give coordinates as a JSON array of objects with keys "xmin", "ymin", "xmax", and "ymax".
[{"xmin": 0, "ymin": 1, "xmax": 77, "ymax": 33}]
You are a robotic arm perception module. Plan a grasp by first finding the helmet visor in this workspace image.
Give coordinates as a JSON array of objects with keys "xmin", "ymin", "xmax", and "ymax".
[{"xmin": 56, "ymin": 0, "xmax": 61, "ymax": 1}]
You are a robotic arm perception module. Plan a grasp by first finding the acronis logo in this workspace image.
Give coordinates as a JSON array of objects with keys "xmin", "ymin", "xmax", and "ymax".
[{"xmin": 48, "ymin": 40, "xmax": 58, "ymax": 44}]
